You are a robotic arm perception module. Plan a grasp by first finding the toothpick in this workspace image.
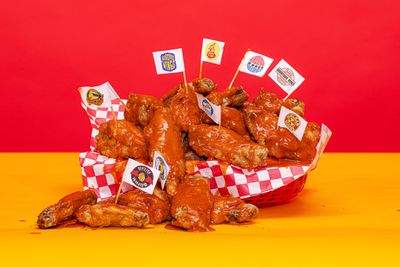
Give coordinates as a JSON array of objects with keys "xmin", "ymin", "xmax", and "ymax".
[
  {"xmin": 183, "ymin": 70, "xmax": 188, "ymax": 94},
  {"xmin": 109, "ymin": 104, "xmax": 117, "ymax": 120},
  {"xmin": 228, "ymin": 49, "xmax": 250, "ymax": 89},
  {"xmin": 199, "ymin": 61, "xmax": 203, "ymax": 79},
  {"xmin": 114, "ymin": 181, "xmax": 123, "ymax": 204}
]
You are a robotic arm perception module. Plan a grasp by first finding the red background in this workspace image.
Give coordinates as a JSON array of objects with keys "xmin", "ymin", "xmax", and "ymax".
[{"xmin": 1, "ymin": 0, "xmax": 399, "ymax": 152}]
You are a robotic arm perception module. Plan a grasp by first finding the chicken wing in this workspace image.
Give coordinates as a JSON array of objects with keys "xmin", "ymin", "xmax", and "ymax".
[
  {"xmin": 207, "ymin": 86, "xmax": 249, "ymax": 108},
  {"xmin": 201, "ymin": 106, "xmax": 249, "ymax": 136},
  {"xmin": 118, "ymin": 188, "xmax": 170, "ymax": 224},
  {"xmin": 188, "ymin": 124, "xmax": 269, "ymax": 168},
  {"xmin": 37, "ymin": 190, "xmax": 97, "ymax": 229},
  {"xmin": 96, "ymin": 120, "xmax": 148, "ymax": 159},
  {"xmin": 144, "ymin": 108, "xmax": 185, "ymax": 196},
  {"xmin": 124, "ymin": 93, "xmax": 162, "ymax": 128},
  {"xmin": 170, "ymin": 86, "xmax": 202, "ymax": 132},
  {"xmin": 76, "ymin": 203, "xmax": 149, "ymax": 227},
  {"xmin": 191, "ymin": 77, "xmax": 217, "ymax": 95},
  {"xmin": 243, "ymin": 106, "xmax": 321, "ymax": 162},
  {"xmin": 253, "ymin": 88, "xmax": 305, "ymax": 116},
  {"xmin": 170, "ymin": 175, "xmax": 214, "ymax": 232},
  {"xmin": 211, "ymin": 195, "xmax": 259, "ymax": 224}
]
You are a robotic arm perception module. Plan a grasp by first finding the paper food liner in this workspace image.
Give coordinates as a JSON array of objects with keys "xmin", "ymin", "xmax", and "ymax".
[{"xmin": 79, "ymin": 99, "xmax": 332, "ymax": 202}]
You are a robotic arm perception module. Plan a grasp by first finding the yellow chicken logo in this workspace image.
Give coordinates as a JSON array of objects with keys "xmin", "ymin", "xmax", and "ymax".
[{"xmin": 138, "ymin": 172, "xmax": 146, "ymax": 182}]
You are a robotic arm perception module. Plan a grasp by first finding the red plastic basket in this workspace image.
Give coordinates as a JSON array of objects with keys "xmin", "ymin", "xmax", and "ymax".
[{"xmin": 244, "ymin": 174, "xmax": 307, "ymax": 207}]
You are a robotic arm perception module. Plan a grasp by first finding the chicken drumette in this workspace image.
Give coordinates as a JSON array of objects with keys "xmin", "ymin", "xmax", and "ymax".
[
  {"xmin": 211, "ymin": 195, "xmax": 259, "ymax": 224},
  {"xmin": 124, "ymin": 93, "xmax": 162, "ymax": 128},
  {"xmin": 96, "ymin": 120, "xmax": 148, "ymax": 160},
  {"xmin": 207, "ymin": 86, "xmax": 249, "ymax": 108},
  {"xmin": 201, "ymin": 106, "xmax": 249, "ymax": 136},
  {"xmin": 189, "ymin": 124, "xmax": 269, "ymax": 168},
  {"xmin": 37, "ymin": 190, "xmax": 97, "ymax": 229},
  {"xmin": 144, "ymin": 107, "xmax": 186, "ymax": 196}
]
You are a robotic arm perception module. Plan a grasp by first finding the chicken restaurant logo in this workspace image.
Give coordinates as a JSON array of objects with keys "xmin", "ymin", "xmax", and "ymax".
[
  {"xmin": 276, "ymin": 67, "xmax": 296, "ymax": 86},
  {"xmin": 202, "ymin": 99, "xmax": 214, "ymax": 116},
  {"xmin": 284, "ymin": 113, "xmax": 301, "ymax": 131},
  {"xmin": 86, "ymin": 88, "xmax": 104, "ymax": 106},
  {"xmin": 204, "ymin": 42, "xmax": 221, "ymax": 61},
  {"xmin": 247, "ymin": 55, "xmax": 265, "ymax": 73},
  {"xmin": 161, "ymin": 52, "xmax": 177, "ymax": 72},
  {"xmin": 130, "ymin": 166, "xmax": 154, "ymax": 188},
  {"xmin": 154, "ymin": 156, "xmax": 167, "ymax": 181}
]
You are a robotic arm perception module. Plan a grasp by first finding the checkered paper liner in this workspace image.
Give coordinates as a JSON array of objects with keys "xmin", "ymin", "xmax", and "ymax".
[{"xmin": 79, "ymin": 99, "xmax": 331, "ymax": 203}]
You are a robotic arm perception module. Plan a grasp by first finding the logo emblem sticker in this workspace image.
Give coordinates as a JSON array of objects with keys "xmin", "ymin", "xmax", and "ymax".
[
  {"xmin": 284, "ymin": 113, "xmax": 301, "ymax": 131},
  {"xmin": 153, "ymin": 151, "xmax": 170, "ymax": 189},
  {"xmin": 130, "ymin": 165, "xmax": 154, "ymax": 188},
  {"xmin": 247, "ymin": 55, "xmax": 265, "ymax": 73},
  {"xmin": 161, "ymin": 52, "xmax": 177, "ymax": 72},
  {"xmin": 205, "ymin": 42, "xmax": 221, "ymax": 61},
  {"xmin": 122, "ymin": 159, "xmax": 160, "ymax": 194},
  {"xmin": 276, "ymin": 67, "xmax": 296, "ymax": 86},
  {"xmin": 201, "ymin": 99, "xmax": 214, "ymax": 116},
  {"xmin": 86, "ymin": 88, "xmax": 104, "ymax": 106}
]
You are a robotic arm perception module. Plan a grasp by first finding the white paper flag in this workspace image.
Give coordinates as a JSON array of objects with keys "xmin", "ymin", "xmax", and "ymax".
[
  {"xmin": 152, "ymin": 151, "xmax": 170, "ymax": 190},
  {"xmin": 201, "ymin": 38, "xmax": 225, "ymax": 64},
  {"xmin": 122, "ymin": 159, "xmax": 160, "ymax": 195},
  {"xmin": 277, "ymin": 106, "xmax": 308, "ymax": 141},
  {"xmin": 196, "ymin": 93, "xmax": 221, "ymax": 125},
  {"xmin": 152, "ymin": 48, "xmax": 185, "ymax": 75},
  {"xmin": 268, "ymin": 59, "xmax": 305, "ymax": 96},
  {"xmin": 79, "ymin": 82, "xmax": 119, "ymax": 107},
  {"xmin": 239, "ymin": 50, "xmax": 274, "ymax": 77}
]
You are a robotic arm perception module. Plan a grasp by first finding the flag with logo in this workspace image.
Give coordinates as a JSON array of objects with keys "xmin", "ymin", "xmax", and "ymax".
[
  {"xmin": 195, "ymin": 93, "xmax": 221, "ymax": 125},
  {"xmin": 152, "ymin": 48, "xmax": 185, "ymax": 75},
  {"xmin": 268, "ymin": 59, "xmax": 305, "ymax": 96},
  {"xmin": 277, "ymin": 106, "xmax": 308, "ymax": 141},
  {"xmin": 152, "ymin": 151, "xmax": 170, "ymax": 190},
  {"xmin": 122, "ymin": 159, "xmax": 160, "ymax": 194},
  {"xmin": 79, "ymin": 82, "xmax": 120, "ymax": 108},
  {"xmin": 201, "ymin": 38, "xmax": 225, "ymax": 65},
  {"xmin": 239, "ymin": 50, "xmax": 274, "ymax": 77}
]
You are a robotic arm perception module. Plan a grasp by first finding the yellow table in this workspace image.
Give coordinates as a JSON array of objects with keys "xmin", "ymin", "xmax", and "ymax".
[{"xmin": 0, "ymin": 153, "xmax": 399, "ymax": 266}]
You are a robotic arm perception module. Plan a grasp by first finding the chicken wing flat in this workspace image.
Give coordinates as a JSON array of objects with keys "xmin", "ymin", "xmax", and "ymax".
[
  {"xmin": 124, "ymin": 93, "xmax": 162, "ymax": 128},
  {"xmin": 243, "ymin": 106, "xmax": 321, "ymax": 162},
  {"xmin": 170, "ymin": 175, "xmax": 214, "ymax": 232},
  {"xmin": 191, "ymin": 77, "xmax": 217, "ymax": 95},
  {"xmin": 189, "ymin": 124, "xmax": 269, "ymax": 168},
  {"xmin": 76, "ymin": 203, "xmax": 149, "ymax": 227},
  {"xmin": 253, "ymin": 88, "xmax": 305, "ymax": 116},
  {"xmin": 118, "ymin": 188, "xmax": 170, "ymax": 224},
  {"xmin": 170, "ymin": 86, "xmax": 202, "ymax": 132},
  {"xmin": 211, "ymin": 195, "xmax": 258, "ymax": 224},
  {"xmin": 144, "ymin": 108, "xmax": 185, "ymax": 196},
  {"xmin": 96, "ymin": 120, "xmax": 148, "ymax": 159},
  {"xmin": 37, "ymin": 190, "xmax": 97, "ymax": 229},
  {"xmin": 201, "ymin": 106, "xmax": 248, "ymax": 136},
  {"xmin": 207, "ymin": 86, "xmax": 249, "ymax": 108}
]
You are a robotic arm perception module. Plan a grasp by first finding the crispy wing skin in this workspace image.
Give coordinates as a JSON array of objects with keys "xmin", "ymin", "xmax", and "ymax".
[
  {"xmin": 243, "ymin": 106, "xmax": 320, "ymax": 162},
  {"xmin": 170, "ymin": 87, "xmax": 202, "ymax": 132},
  {"xmin": 201, "ymin": 106, "xmax": 249, "ymax": 136},
  {"xmin": 37, "ymin": 190, "xmax": 97, "ymax": 229},
  {"xmin": 189, "ymin": 124, "xmax": 269, "ymax": 168},
  {"xmin": 144, "ymin": 108, "xmax": 185, "ymax": 196},
  {"xmin": 211, "ymin": 195, "xmax": 259, "ymax": 224},
  {"xmin": 124, "ymin": 93, "xmax": 162, "ymax": 128},
  {"xmin": 76, "ymin": 203, "xmax": 149, "ymax": 227},
  {"xmin": 96, "ymin": 120, "xmax": 148, "ymax": 159},
  {"xmin": 118, "ymin": 188, "xmax": 170, "ymax": 224},
  {"xmin": 191, "ymin": 78, "xmax": 217, "ymax": 95},
  {"xmin": 253, "ymin": 89, "xmax": 305, "ymax": 116},
  {"xmin": 171, "ymin": 175, "xmax": 214, "ymax": 232},
  {"xmin": 207, "ymin": 86, "xmax": 249, "ymax": 108}
]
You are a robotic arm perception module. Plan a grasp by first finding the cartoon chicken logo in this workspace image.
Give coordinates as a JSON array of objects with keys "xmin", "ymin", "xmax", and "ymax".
[
  {"xmin": 284, "ymin": 113, "xmax": 301, "ymax": 131},
  {"xmin": 131, "ymin": 166, "xmax": 153, "ymax": 188},
  {"xmin": 86, "ymin": 88, "xmax": 104, "ymax": 106},
  {"xmin": 206, "ymin": 43, "xmax": 217, "ymax": 59}
]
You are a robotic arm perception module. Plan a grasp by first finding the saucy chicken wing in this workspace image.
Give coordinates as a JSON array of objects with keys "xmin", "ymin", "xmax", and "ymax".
[
  {"xmin": 76, "ymin": 203, "xmax": 149, "ymax": 227},
  {"xmin": 207, "ymin": 86, "xmax": 249, "ymax": 108},
  {"xmin": 37, "ymin": 190, "xmax": 97, "ymax": 229},
  {"xmin": 201, "ymin": 106, "xmax": 249, "ymax": 136},
  {"xmin": 124, "ymin": 93, "xmax": 162, "ymax": 128},
  {"xmin": 191, "ymin": 77, "xmax": 217, "ymax": 95},
  {"xmin": 170, "ymin": 86, "xmax": 202, "ymax": 132},
  {"xmin": 189, "ymin": 124, "xmax": 269, "ymax": 168},
  {"xmin": 243, "ymin": 106, "xmax": 321, "ymax": 162},
  {"xmin": 96, "ymin": 120, "xmax": 148, "ymax": 160},
  {"xmin": 144, "ymin": 108, "xmax": 185, "ymax": 196},
  {"xmin": 118, "ymin": 188, "xmax": 170, "ymax": 224},
  {"xmin": 253, "ymin": 89, "xmax": 305, "ymax": 116},
  {"xmin": 170, "ymin": 175, "xmax": 214, "ymax": 232},
  {"xmin": 211, "ymin": 195, "xmax": 259, "ymax": 224}
]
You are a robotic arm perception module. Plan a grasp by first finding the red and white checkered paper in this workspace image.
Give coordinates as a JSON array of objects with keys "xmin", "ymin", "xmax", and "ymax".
[{"xmin": 79, "ymin": 100, "xmax": 331, "ymax": 202}]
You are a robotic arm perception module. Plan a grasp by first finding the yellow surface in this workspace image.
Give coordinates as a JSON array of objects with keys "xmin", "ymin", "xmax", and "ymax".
[{"xmin": 0, "ymin": 153, "xmax": 399, "ymax": 266}]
